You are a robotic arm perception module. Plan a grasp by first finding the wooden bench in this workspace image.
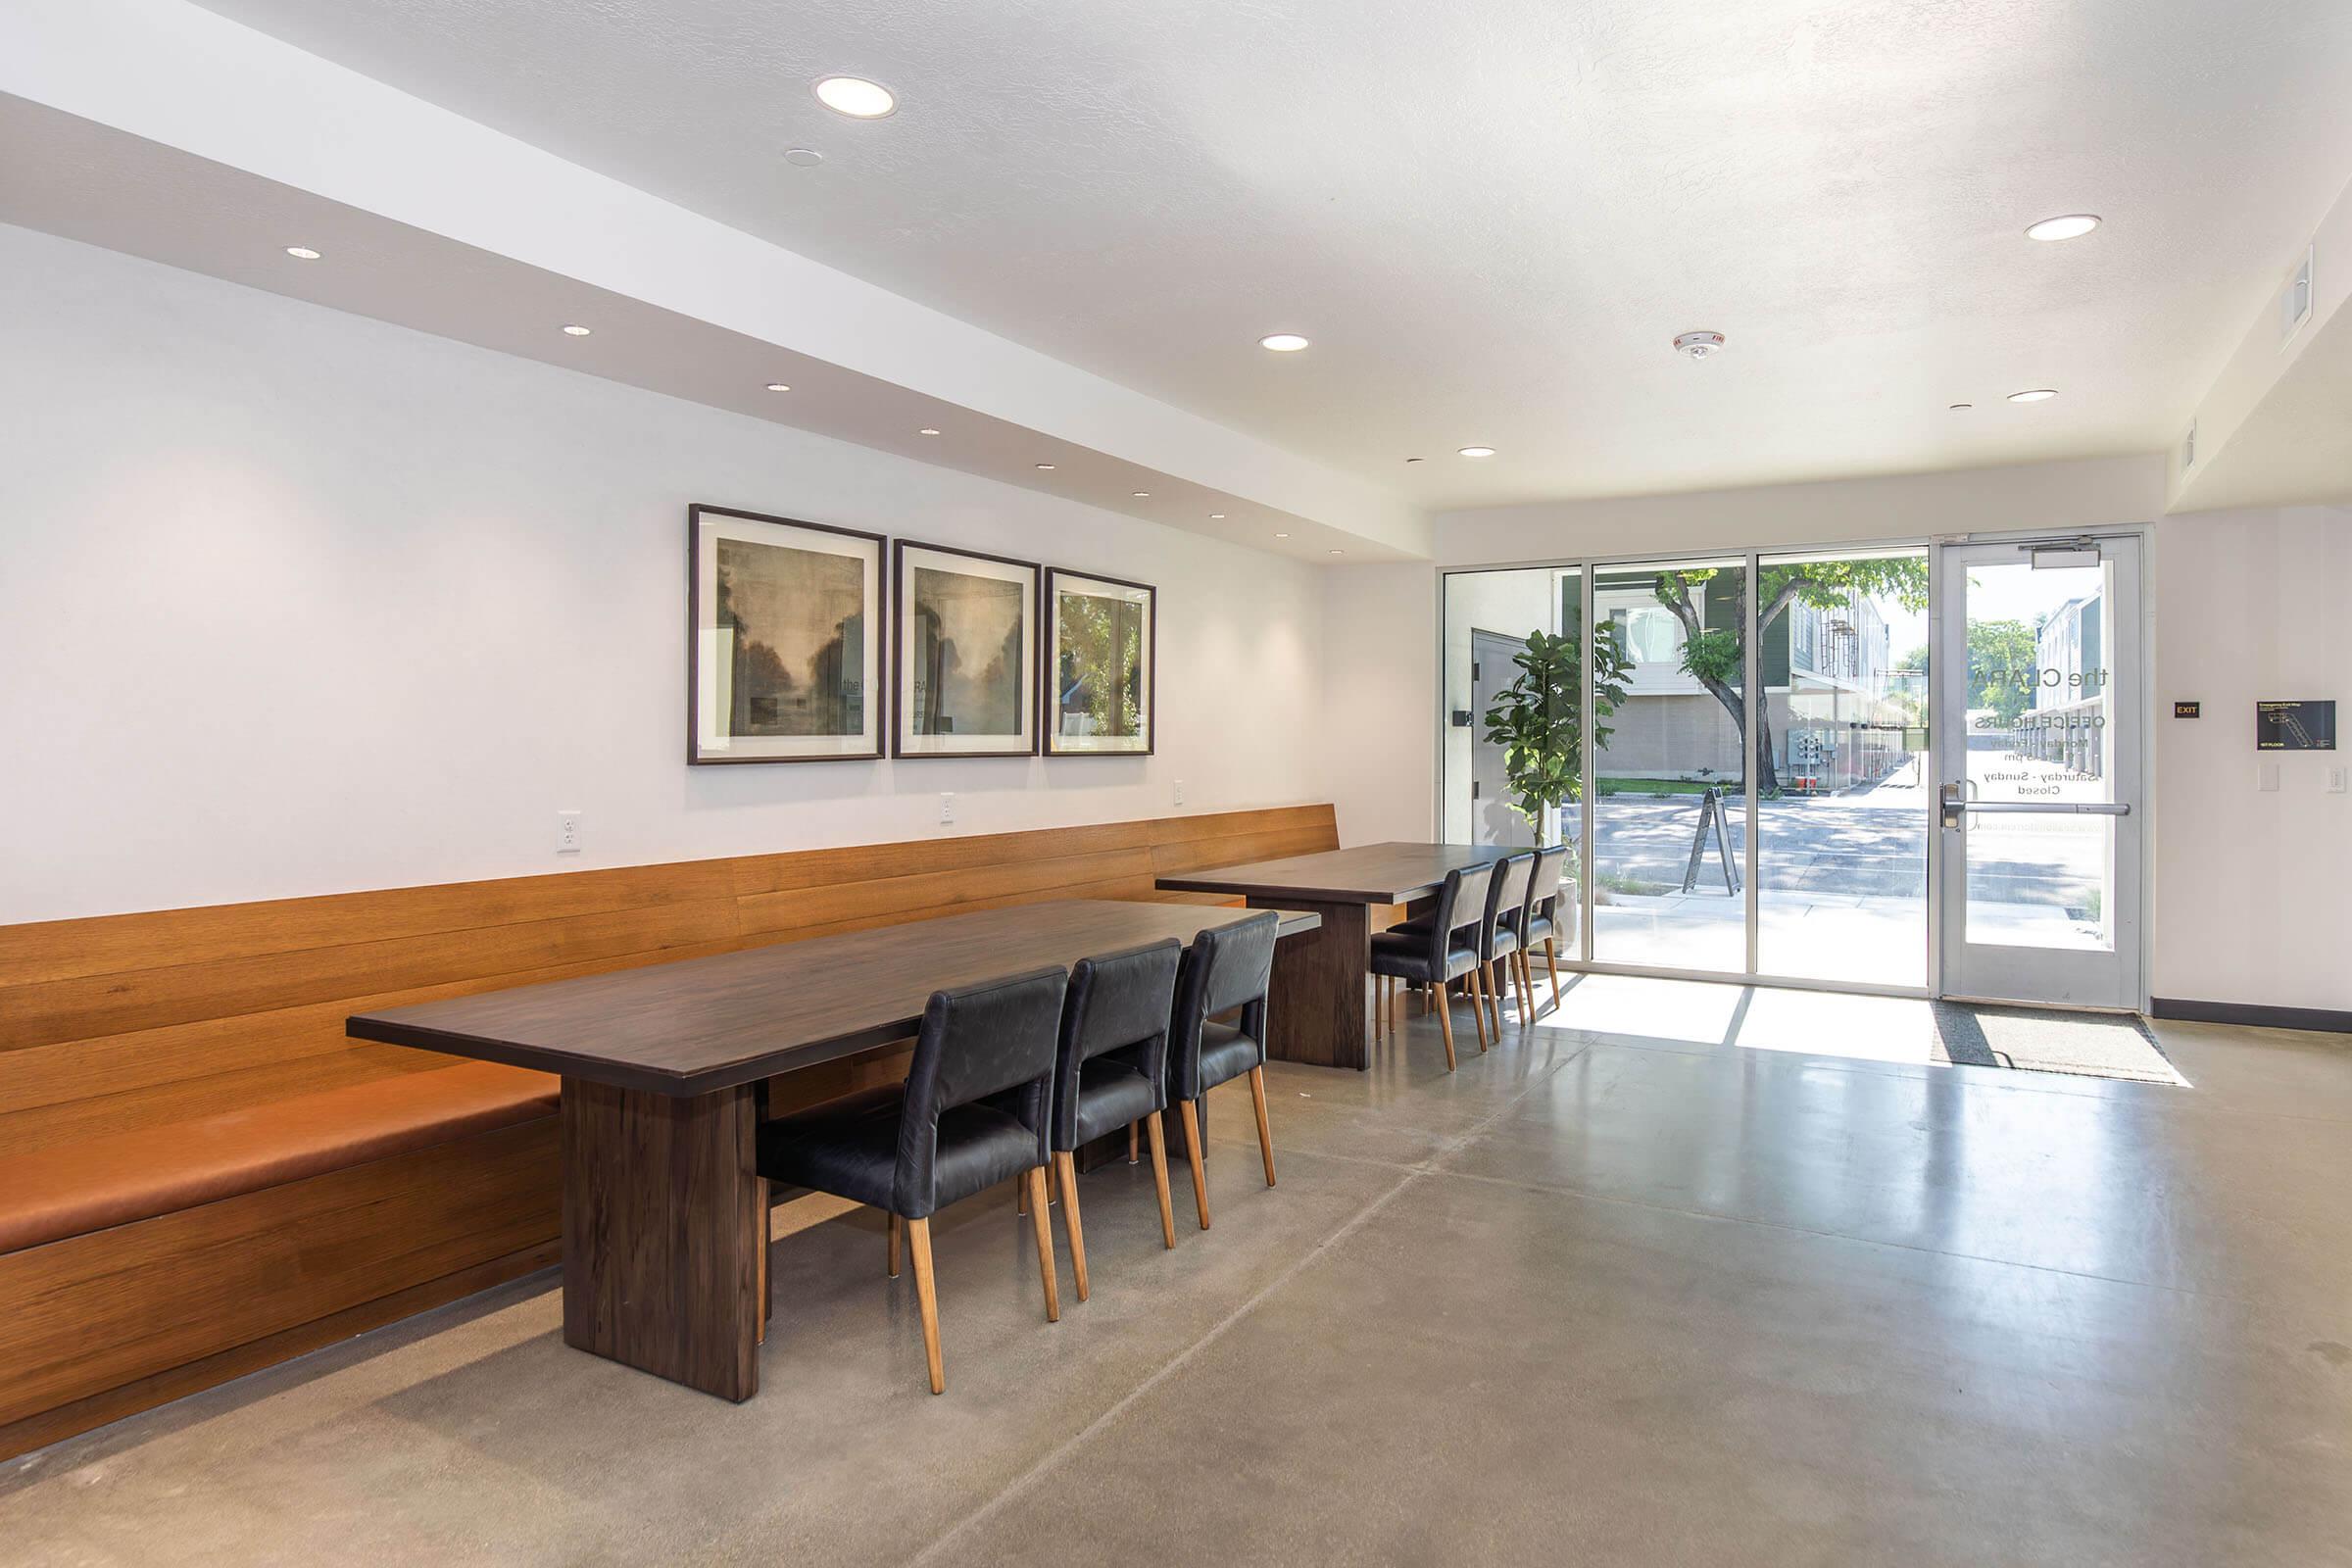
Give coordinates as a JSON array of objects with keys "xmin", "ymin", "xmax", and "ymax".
[{"xmin": 0, "ymin": 804, "xmax": 1338, "ymax": 1459}]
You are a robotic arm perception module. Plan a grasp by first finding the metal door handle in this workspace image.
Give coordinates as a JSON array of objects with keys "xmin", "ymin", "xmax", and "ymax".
[
  {"xmin": 1940, "ymin": 784, "xmax": 2129, "ymax": 826},
  {"xmin": 1959, "ymin": 802, "xmax": 2131, "ymax": 816}
]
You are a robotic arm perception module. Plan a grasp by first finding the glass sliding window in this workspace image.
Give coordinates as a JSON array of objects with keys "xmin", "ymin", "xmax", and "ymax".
[
  {"xmin": 1440, "ymin": 567, "xmax": 1588, "ymax": 957},
  {"xmin": 1754, "ymin": 548, "xmax": 1932, "ymax": 985},
  {"xmin": 1589, "ymin": 558, "xmax": 1748, "ymax": 974}
]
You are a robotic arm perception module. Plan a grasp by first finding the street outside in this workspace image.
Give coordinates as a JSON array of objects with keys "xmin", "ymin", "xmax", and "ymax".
[{"xmin": 1572, "ymin": 749, "xmax": 2109, "ymax": 983}]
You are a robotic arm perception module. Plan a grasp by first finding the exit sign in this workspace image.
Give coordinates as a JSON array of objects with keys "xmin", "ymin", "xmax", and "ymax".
[{"xmin": 2174, "ymin": 701, "xmax": 2200, "ymax": 718}]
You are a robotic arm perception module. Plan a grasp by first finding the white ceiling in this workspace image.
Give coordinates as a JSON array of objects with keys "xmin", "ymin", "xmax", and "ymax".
[{"xmin": 184, "ymin": 0, "xmax": 2352, "ymax": 509}]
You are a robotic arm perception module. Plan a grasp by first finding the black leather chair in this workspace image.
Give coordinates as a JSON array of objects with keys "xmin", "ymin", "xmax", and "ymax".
[
  {"xmin": 1049, "ymin": 939, "xmax": 1184, "ymax": 1299},
  {"xmin": 1367, "ymin": 862, "xmax": 1494, "ymax": 1071},
  {"xmin": 1479, "ymin": 851, "xmax": 1537, "ymax": 1033},
  {"xmin": 755, "ymin": 966, "xmax": 1067, "ymax": 1395},
  {"xmin": 1509, "ymin": 844, "xmax": 1571, "ymax": 1013},
  {"xmin": 1164, "ymin": 911, "xmax": 1281, "ymax": 1230}
]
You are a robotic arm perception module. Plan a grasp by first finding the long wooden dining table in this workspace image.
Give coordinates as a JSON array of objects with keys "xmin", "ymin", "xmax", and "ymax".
[
  {"xmin": 1154, "ymin": 842, "xmax": 1515, "ymax": 1070},
  {"xmin": 345, "ymin": 899, "xmax": 1319, "ymax": 1402}
]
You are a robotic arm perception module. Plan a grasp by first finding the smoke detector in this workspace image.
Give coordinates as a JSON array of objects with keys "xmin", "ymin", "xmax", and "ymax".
[{"xmin": 1673, "ymin": 330, "xmax": 1727, "ymax": 360}]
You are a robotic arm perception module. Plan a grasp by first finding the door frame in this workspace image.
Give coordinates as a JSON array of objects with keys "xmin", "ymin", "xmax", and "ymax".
[
  {"xmin": 1930, "ymin": 528, "xmax": 2151, "ymax": 1012},
  {"xmin": 1432, "ymin": 522, "xmax": 2157, "ymax": 1010}
]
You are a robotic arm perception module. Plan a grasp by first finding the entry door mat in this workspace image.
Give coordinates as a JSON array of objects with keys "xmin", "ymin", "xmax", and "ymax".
[{"xmin": 1931, "ymin": 1002, "xmax": 2187, "ymax": 1087}]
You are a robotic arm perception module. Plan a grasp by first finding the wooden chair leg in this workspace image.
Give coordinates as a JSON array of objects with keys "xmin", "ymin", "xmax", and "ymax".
[
  {"xmin": 1177, "ymin": 1099, "xmax": 1210, "ymax": 1230},
  {"xmin": 906, "ymin": 1216, "xmax": 944, "ymax": 1394},
  {"xmin": 1054, "ymin": 1152, "xmax": 1090, "ymax": 1302},
  {"xmin": 1467, "ymin": 965, "xmax": 1491, "ymax": 1051},
  {"xmin": 1484, "ymin": 960, "xmax": 1502, "ymax": 1037},
  {"xmin": 1128, "ymin": 1121, "xmax": 1140, "ymax": 1164},
  {"xmin": 887, "ymin": 1210, "xmax": 902, "ymax": 1279},
  {"xmin": 1027, "ymin": 1167, "xmax": 1060, "ymax": 1321},
  {"xmin": 1523, "ymin": 951, "xmax": 1538, "ymax": 1015},
  {"xmin": 1436, "ymin": 983, "xmax": 1458, "ymax": 1071},
  {"xmin": 758, "ymin": 1181, "xmax": 770, "ymax": 1345},
  {"xmin": 1248, "ymin": 1065, "xmax": 1277, "ymax": 1188},
  {"xmin": 1546, "ymin": 937, "xmax": 1562, "ymax": 1004},
  {"xmin": 1146, "ymin": 1109, "xmax": 1177, "ymax": 1249}
]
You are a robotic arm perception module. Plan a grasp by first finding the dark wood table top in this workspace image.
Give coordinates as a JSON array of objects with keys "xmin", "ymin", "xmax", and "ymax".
[
  {"xmin": 348, "ymin": 899, "xmax": 1320, "ymax": 1097},
  {"xmin": 1153, "ymin": 841, "xmax": 1518, "ymax": 905}
]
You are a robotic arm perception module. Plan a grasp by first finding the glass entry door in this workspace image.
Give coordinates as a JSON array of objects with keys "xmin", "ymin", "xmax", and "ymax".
[{"xmin": 1933, "ymin": 537, "xmax": 2143, "ymax": 1009}]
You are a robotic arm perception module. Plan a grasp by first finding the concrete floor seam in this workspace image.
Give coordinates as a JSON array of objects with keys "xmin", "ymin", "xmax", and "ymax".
[
  {"xmin": 1414, "ymin": 1158, "xmax": 2251, "ymax": 1313},
  {"xmin": 903, "ymin": 1053, "xmax": 1584, "ymax": 1568}
]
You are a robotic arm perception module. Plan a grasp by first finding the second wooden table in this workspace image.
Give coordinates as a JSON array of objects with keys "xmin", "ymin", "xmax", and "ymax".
[{"xmin": 1154, "ymin": 842, "xmax": 1513, "ymax": 1070}]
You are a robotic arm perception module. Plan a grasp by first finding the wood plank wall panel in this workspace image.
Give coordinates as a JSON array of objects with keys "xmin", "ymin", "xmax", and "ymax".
[{"xmin": 0, "ymin": 804, "xmax": 1336, "ymax": 1459}]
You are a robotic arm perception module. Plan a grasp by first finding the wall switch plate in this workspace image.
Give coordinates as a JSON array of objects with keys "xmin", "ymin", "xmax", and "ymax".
[
  {"xmin": 2258, "ymin": 762, "xmax": 2280, "ymax": 794},
  {"xmin": 2328, "ymin": 767, "xmax": 2348, "ymax": 795},
  {"xmin": 1173, "ymin": 778, "xmax": 1185, "ymax": 807},
  {"xmin": 555, "ymin": 810, "xmax": 583, "ymax": 854},
  {"xmin": 939, "ymin": 792, "xmax": 956, "ymax": 825}
]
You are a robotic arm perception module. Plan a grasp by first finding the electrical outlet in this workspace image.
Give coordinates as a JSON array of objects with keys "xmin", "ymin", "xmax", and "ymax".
[
  {"xmin": 1173, "ymin": 778, "xmax": 1185, "ymax": 807},
  {"xmin": 555, "ymin": 810, "xmax": 583, "ymax": 854},
  {"xmin": 2258, "ymin": 762, "xmax": 2280, "ymax": 794},
  {"xmin": 939, "ymin": 792, "xmax": 956, "ymax": 825},
  {"xmin": 2328, "ymin": 767, "xmax": 2348, "ymax": 795}
]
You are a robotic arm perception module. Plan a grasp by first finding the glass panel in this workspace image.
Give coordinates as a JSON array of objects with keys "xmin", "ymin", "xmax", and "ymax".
[
  {"xmin": 1440, "ymin": 567, "xmax": 1588, "ymax": 956},
  {"xmin": 1754, "ymin": 548, "xmax": 1931, "ymax": 986},
  {"xmin": 1961, "ymin": 556, "xmax": 2116, "ymax": 951},
  {"xmin": 1590, "ymin": 558, "xmax": 1747, "ymax": 973}
]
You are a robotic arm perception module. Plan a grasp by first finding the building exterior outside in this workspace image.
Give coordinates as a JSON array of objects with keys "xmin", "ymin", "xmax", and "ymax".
[{"xmin": 1590, "ymin": 571, "xmax": 1918, "ymax": 792}]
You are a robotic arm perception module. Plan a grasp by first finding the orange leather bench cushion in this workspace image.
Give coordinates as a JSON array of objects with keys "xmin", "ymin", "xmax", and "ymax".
[{"xmin": 0, "ymin": 1061, "xmax": 558, "ymax": 1255}]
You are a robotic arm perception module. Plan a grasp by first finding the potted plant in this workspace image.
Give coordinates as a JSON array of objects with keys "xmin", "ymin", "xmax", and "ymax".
[{"xmin": 1480, "ymin": 626, "xmax": 1631, "ymax": 932}]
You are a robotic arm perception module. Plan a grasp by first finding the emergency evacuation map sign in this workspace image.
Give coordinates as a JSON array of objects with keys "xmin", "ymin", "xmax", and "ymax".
[{"xmin": 2256, "ymin": 700, "xmax": 2337, "ymax": 751}]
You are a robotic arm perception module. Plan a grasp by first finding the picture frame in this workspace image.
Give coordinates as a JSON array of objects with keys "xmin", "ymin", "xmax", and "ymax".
[
  {"xmin": 1043, "ymin": 568, "xmax": 1156, "ymax": 757},
  {"xmin": 687, "ymin": 504, "xmax": 886, "ymax": 764},
  {"xmin": 892, "ymin": 539, "xmax": 1041, "ymax": 759}
]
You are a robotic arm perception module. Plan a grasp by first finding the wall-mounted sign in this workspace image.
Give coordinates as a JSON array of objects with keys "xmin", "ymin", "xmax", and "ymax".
[
  {"xmin": 2256, "ymin": 700, "xmax": 2336, "ymax": 751},
  {"xmin": 2174, "ymin": 701, "xmax": 2200, "ymax": 718}
]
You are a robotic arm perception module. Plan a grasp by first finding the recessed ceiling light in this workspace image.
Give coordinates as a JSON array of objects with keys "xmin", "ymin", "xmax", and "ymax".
[
  {"xmin": 1035, "ymin": 463, "xmax": 1055, "ymax": 470},
  {"xmin": 782, "ymin": 148, "xmax": 825, "ymax": 168},
  {"xmin": 560, "ymin": 323, "xmax": 592, "ymax": 336},
  {"xmin": 2007, "ymin": 388, "xmax": 2058, "ymax": 403},
  {"xmin": 1131, "ymin": 491, "xmax": 1151, "ymax": 498},
  {"xmin": 1949, "ymin": 402, "xmax": 1973, "ymax": 411},
  {"xmin": 2025, "ymin": 214, "xmax": 2100, "ymax": 242},
  {"xmin": 1274, "ymin": 531, "xmax": 1290, "ymax": 539},
  {"xmin": 1209, "ymin": 513, "xmax": 1227, "ymax": 519},
  {"xmin": 1457, "ymin": 446, "xmax": 1496, "ymax": 458},
  {"xmin": 918, "ymin": 427, "xmax": 941, "ymax": 436},
  {"xmin": 1328, "ymin": 549, "xmax": 1345, "ymax": 556},
  {"xmin": 814, "ymin": 75, "xmax": 896, "ymax": 119},
  {"xmin": 283, "ymin": 245, "xmax": 321, "ymax": 261},
  {"xmin": 763, "ymin": 382, "xmax": 791, "ymax": 393},
  {"xmin": 1258, "ymin": 333, "xmax": 1310, "ymax": 353}
]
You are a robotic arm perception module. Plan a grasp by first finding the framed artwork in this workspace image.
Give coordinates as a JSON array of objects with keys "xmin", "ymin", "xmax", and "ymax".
[
  {"xmin": 1043, "ymin": 569, "xmax": 1155, "ymax": 757},
  {"xmin": 892, "ymin": 540, "xmax": 1040, "ymax": 758},
  {"xmin": 688, "ymin": 504, "xmax": 885, "ymax": 764}
]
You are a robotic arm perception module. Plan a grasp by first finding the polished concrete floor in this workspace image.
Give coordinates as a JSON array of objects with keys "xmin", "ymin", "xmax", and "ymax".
[{"xmin": 7, "ymin": 977, "xmax": 2352, "ymax": 1566}]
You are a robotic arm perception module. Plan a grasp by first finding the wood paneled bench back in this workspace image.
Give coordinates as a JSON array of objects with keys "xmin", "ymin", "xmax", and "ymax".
[{"xmin": 0, "ymin": 804, "xmax": 1338, "ymax": 1459}]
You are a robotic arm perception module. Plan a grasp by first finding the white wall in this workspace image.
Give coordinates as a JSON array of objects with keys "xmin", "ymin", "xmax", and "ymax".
[
  {"xmin": 1322, "ymin": 458, "xmax": 2352, "ymax": 1010},
  {"xmin": 1316, "ymin": 564, "xmax": 1436, "ymax": 846},
  {"xmin": 2150, "ymin": 506, "xmax": 2352, "ymax": 1011},
  {"xmin": 0, "ymin": 225, "xmax": 1330, "ymax": 923}
]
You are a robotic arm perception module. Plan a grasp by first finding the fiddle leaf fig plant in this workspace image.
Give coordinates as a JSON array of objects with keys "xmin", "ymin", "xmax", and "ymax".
[{"xmin": 1480, "ymin": 626, "xmax": 1632, "ymax": 849}]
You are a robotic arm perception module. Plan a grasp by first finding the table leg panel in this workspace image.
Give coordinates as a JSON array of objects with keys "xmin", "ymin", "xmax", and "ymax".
[
  {"xmin": 561, "ymin": 1079, "xmax": 761, "ymax": 1402},
  {"xmin": 1247, "ymin": 897, "xmax": 1371, "ymax": 1071}
]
